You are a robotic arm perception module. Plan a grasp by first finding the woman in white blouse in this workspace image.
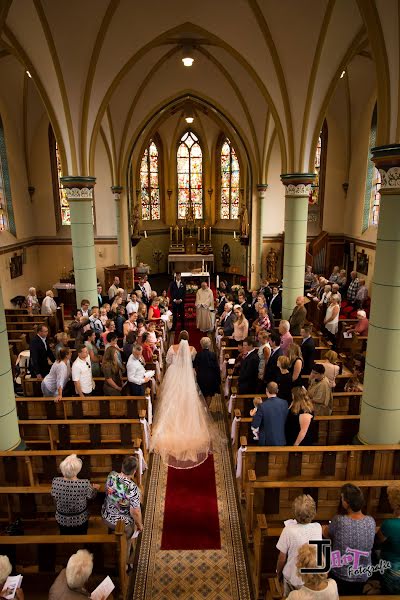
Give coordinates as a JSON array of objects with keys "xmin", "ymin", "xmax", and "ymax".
[{"xmin": 41, "ymin": 347, "xmax": 71, "ymax": 401}]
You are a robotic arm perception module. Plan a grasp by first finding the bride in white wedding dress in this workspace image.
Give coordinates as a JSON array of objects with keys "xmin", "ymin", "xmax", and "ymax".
[{"xmin": 150, "ymin": 337, "xmax": 214, "ymax": 469}]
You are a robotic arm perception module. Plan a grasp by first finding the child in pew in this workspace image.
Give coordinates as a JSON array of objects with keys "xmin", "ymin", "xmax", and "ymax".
[
  {"xmin": 249, "ymin": 397, "xmax": 263, "ymax": 441},
  {"xmin": 285, "ymin": 543, "xmax": 338, "ymax": 600}
]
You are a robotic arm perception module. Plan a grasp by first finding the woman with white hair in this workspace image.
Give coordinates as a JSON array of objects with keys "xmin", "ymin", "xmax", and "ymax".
[
  {"xmin": 346, "ymin": 310, "xmax": 369, "ymax": 337},
  {"xmin": 0, "ymin": 555, "xmax": 24, "ymax": 599},
  {"xmin": 26, "ymin": 286, "xmax": 40, "ymax": 315},
  {"xmin": 41, "ymin": 289, "xmax": 57, "ymax": 315},
  {"xmin": 48, "ymin": 549, "xmax": 94, "ymax": 599},
  {"xmin": 286, "ymin": 543, "xmax": 338, "ymax": 599},
  {"xmin": 51, "ymin": 454, "xmax": 99, "ymax": 535},
  {"xmin": 193, "ymin": 337, "xmax": 221, "ymax": 407}
]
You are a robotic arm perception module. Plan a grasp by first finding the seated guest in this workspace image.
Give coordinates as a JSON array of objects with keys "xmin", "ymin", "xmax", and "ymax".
[
  {"xmin": 102, "ymin": 346, "xmax": 124, "ymax": 395},
  {"xmin": 51, "ymin": 454, "xmax": 98, "ymax": 535},
  {"xmin": 72, "ymin": 346, "xmax": 94, "ymax": 397},
  {"xmin": 0, "ymin": 555, "xmax": 24, "ymax": 599},
  {"xmin": 54, "ymin": 331, "xmax": 69, "ymax": 358},
  {"xmin": 376, "ymin": 482, "xmax": 400, "ymax": 594},
  {"xmin": 276, "ymin": 355, "xmax": 293, "ymax": 402},
  {"xmin": 80, "ymin": 299, "xmax": 91, "ymax": 319},
  {"xmin": 123, "ymin": 311, "xmax": 138, "ymax": 339},
  {"xmin": 41, "ymin": 347, "xmax": 71, "ymax": 401},
  {"xmin": 220, "ymin": 302, "xmax": 235, "ymax": 337},
  {"xmin": 193, "ymin": 337, "xmax": 221, "ymax": 407},
  {"xmin": 41, "ymin": 289, "xmax": 57, "ymax": 315},
  {"xmin": 126, "ymin": 292, "xmax": 139, "ymax": 316},
  {"xmin": 123, "ymin": 331, "xmax": 137, "ymax": 363},
  {"xmin": 279, "ymin": 320, "xmax": 293, "ymax": 355},
  {"xmin": 289, "ymin": 296, "xmax": 307, "ymax": 336},
  {"xmin": 127, "ymin": 343, "xmax": 151, "ymax": 396},
  {"xmin": 286, "ymin": 543, "xmax": 338, "ymax": 600},
  {"xmin": 26, "ymin": 286, "xmax": 40, "ymax": 315},
  {"xmin": 232, "ymin": 305, "xmax": 248, "ymax": 341},
  {"xmin": 141, "ymin": 332, "xmax": 155, "ymax": 364},
  {"xmin": 257, "ymin": 329, "xmax": 271, "ymax": 383},
  {"xmin": 29, "ymin": 324, "xmax": 55, "ymax": 378},
  {"xmin": 264, "ymin": 331, "xmax": 283, "ymax": 384},
  {"xmin": 299, "ymin": 324, "xmax": 315, "ymax": 375},
  {"xmin": 287, "ymin": 343, "xmax": 303, "ymax": 388},
  {"xmin": 49, "ymin": 549, "xmax": 96, "ymax": 599},
  {"xmin": 285, "ymin": 386, "xmax": 314, "ymax": 446},
  {"xmin": 115, "ymin": 305, "xmax": 126, "ymax": 338},
  {"xmin": 148, "ymin": 298, "xmax": 161, "ymax": 321},
  {"xmin": 323, "ymin": 484, "xmax": 375, "ymax": 595},
  {"xmin": 355, "ymin": 278, "xmax": 368, "ymax": 308},
  {"xmin": 346, "ymin": 309, "xmax": 369, "ymax": 336},
  {"xmin": 308, "ymin": 363, "xmax": 332, "ymax": 415},
  {"xmin": 346, "ymin": 270, "xmax": 359, "ymax": 304},
  {"xmin": 269, "ymin": 285, "xmax": 282, "ymax": 319},
  {"xmin": 251, "ymin": 382, "xmax": 288, "ymax": 445},
  {"xmin": 276, "ymin": 496, "xmax": 322, "ymax": 596},
  {"xmin": 329, "ymin": 265, "xmax": 340, "ymax": 284},
  {"xmin": 83, "ymin": 330, "xmax": 101, "ymax": 377},
  {"xmin": 323, "ymin": 350, "xmax": 341, "ymax": 388},
  {"xmin": 253, "ymin": 306, "xmax": 271, "ymax": 334},
  {"xmin": 238, "ymin": 338, "xmax": 260, "ymax": 394},
  {"xmin": 304, "ymin": 265, "xmax": 314, "ymax": 290}
]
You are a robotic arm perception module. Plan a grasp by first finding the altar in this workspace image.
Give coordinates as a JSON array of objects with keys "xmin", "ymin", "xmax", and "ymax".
[{"xmin": 168, "ymin": 254, "xmax": 214, "ymax": 274}]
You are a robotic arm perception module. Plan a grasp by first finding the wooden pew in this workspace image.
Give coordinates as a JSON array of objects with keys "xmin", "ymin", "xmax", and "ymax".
[
  {"xmin": 20, "ymin": 375, "xmax": 154, "ymax": 399},
  {"xmin": 5, "ymin": 306, "xmax": 64, "ymax": 336}
]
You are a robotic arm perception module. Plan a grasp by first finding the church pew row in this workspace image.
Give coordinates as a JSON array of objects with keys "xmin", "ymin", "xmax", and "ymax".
[
  {"xmin": 266, "ymin": 577, "xmax": 383, "ymax": 600},
  {"xmin": 231, "ymin": 410, "xmax": 360, "ymax": 455},
  {"xmin": 5, "ymin": 306, "xmax": 64, "ymax": 336},
  {"xmin": 0, "ymin": 520, "xmax": 127, "ymax": 600}
]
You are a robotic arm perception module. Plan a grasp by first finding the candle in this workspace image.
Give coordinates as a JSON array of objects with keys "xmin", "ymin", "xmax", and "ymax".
[
  {"xmin": 234, "ymin": 231, "xmax": 237, "ymax": 239},
  {"xmin": 170, "ymin": 226, "xmax": 172, "ymax": 242},
  {"xmin": 202, "ymin": 259, "xmax": 205, "ymax": 273},
  {"xmin": 198, "ymin": 226, "xmax": 200, "ymax": 240},
  {"xmin": 203, "ymin": 226, "xmax": 206, "ymax": 242},
  {"xmin": 216, "ymin": 275, "xmax": 220, "ymax": 288},
  {"xmin": 209, "ymin": 227, "xmax": 211, "ymax": 241},
  {"xmin": 182, "ymin": 226, "xmax": 184, "ymax": 242},
  {"xmin": 144, "ymin": 230, "xmax": 148, "ymax": 239},
  {"xmin": 175, "ymin": 225, "xmax": 179, "ymax": 243}
]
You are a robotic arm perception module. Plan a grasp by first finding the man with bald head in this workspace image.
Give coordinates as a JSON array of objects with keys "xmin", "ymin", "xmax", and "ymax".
[{"xmin": 288, "ymin": 296, "xmax": 307, "ymax": 336}]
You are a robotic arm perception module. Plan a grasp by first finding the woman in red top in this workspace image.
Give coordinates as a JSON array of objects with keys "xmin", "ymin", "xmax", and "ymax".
[
  {"xmin": 148, "ymin": 298, "xmax": 161, "ymax": 321},
  {"xmin": 141, "ymin": 332, "xmax": 155, "ymax": 363},
  {"xmin": 346, "ymin": 310, "xmax": 369, "ymax": 337}
]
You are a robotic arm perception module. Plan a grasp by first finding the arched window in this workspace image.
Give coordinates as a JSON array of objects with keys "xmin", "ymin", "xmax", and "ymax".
[
  {"xmin": 0, "ymin": 116, "xmax": 16, "ymax": 234},
  {"xmin": 139, "ymin": 139, "xmax": 161, "ymax": 221},
  {"xmin": 49, "ymin": 125, "xmax": 70, "ymax": 227},
  {"xmin": 220, "ymin": 138, "xmax": 240, "ymax": 219},
  {"xmin": 363, "ymin": 106, "xmax": 380, "ymax": 230},
  {"xmin": 177, "ymin": 130, "xmax": 203, "ymax": 220}
]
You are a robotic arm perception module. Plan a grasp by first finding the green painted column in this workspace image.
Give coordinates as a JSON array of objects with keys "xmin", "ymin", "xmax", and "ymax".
[
  {"xmin": 112, "ymin": 186, "xmax": 123, "ymax": 265},
  {"xmin": 281, "ymin": 174, "xmax": 315, "ymax": 320},
  {"xmin": 250, "ymin": 184, "xmax": 267, "ymax": 289},
  {"xmin": 0, "ymin": 282, "xmax": 21, "ymax": 451},
  {"xmin": 359, "ymin": 145, "xmax": 400, "ymax": 444},
  {"xmin": 61, "ymin": 177, "xmax": 98, "ymax": 308}
]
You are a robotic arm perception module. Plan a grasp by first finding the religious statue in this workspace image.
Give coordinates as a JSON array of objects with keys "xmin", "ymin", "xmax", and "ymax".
[
  {"xmin": 221, "ymin": 243, "xmax": 231, "ymax": 268},
  {"xmin": 239, "ymin": 205, "xmax": 249, "ymax": 237},
  {"xmin": 131, "ymin": 205, "xmax": 140, "ymax": 237},
  {"xmin": 266, "ymin": 247, "xmax": 279, "ymax": 282}
]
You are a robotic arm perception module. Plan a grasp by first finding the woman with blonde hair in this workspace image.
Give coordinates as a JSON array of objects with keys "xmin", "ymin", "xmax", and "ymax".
[
  {"xmin": 376, "ymin": 482, "xmax": 400, "ymax": 594},
  {"xmin": 232, "ymin": 305, "xmax": 249, "ymax": 342},
  {"xmin": 286, "ymin": 543, "xmax": 338, "ymax": 599},
  {"xmin": 323, "ymin": 350, "xmax": 341, "ymax": 388},
  {"xmin": 148, "ymin": 297, "xmax": 161, "ymax": 321},
  {"xmin": 257, "ymin": 329, "xmax": 271, "ymax": 383},
  {"xmin": 276, "ymin": 496, "xmax": 323, "ymax": 596},
  {"xmin": 102, "ymin": 345, "xmax": 123, "ymax": 395},
  {"xmin": 276, "ymin": 355, "xmax": 292, "ymax": 402},
  {"xmin": 285, "ymin": 386, "xmax": 314, "ymax": 446},
  {"xmin": 287, "ymin": 343, "xmax": 303, "ymax": 388}
]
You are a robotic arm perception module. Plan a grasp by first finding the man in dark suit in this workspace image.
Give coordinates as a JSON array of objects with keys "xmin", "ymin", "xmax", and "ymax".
[
  {"xmin": 97, "ymin": 284, "xmax": 106, "ymax": 307},
  {"xmin": 238, "ymin": 291, "xmax": 251, "ymax": 321},
  {"xmin": 289, "ymin": 296, "xmax": 307, "ymax": 336},
  {"xmin": 300, "ymin": 323, "xmax": 316, "ymax": 374},
  {"xmin": 269, "ymin": 286, "xmax": 282, "ymax": 320},
  {"xmin": 248, "ymin": 290, "xmax": 259, "ymax": 324},
  {"xmin": 220, "ymin": 302, "xmax": 235, "ymax": 337},
  {"xmin": 216, "ymin": 290, "xmax": 227, "ymax": 317},
  {"xmin": 168, "ymin": 272, "xmax": 185, "ymax": 331},
  {"xmin": 259, "ymin": 279, "xmax": 272, "ymax": 304},
  {"xmin": 135, "ymin": 276, "xmax": 150, "ymax": 307},
  {"xmin": 251, "ymin": 382, "xmax": 287, "ymax": 445},
  {"xmin": 29, "ymin": 324, "xmax": 55, "ymax": 378},
  {"xmin": 238, "ymin": 338, "xmax": 260, "ymax": 394},
  {"xmin": 263, "ymin": 331, "xmax": 283, "ymax": 384}
]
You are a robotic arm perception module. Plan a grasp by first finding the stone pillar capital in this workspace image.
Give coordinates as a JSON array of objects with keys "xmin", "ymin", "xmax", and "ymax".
[
  {"xmin": 111, "ymin": 185, "xmax": 123, "ymax": 201},
  {"xmin": 256, "ymin": 183, "xmax": 268, "ymax": 197},
  {"xmin": 371, "ymin": 144, "xmax": 400, "ymax": 192},
  {"xmin": 61, "ymin": 176, "xmax": 96, "ymax": 201},
  {"xmin": 281, "ymin": 172, "xmax": 315, "ymax": 196}
]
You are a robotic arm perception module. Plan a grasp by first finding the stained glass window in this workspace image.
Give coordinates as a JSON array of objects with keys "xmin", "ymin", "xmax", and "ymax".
[
  {"xmin": 177, "ymin": 131, "xmax": 203, "ymax": 219},
  {"xmin": 363, "ymin": 105, "xmax": 379, "ymax": 231},
  {"xmin": 220, "ymin": 138, "xmax": 240, "ymax": 219},
  {"xmin": 0, "ymin": 116, "xmax": 15, "ymax": 234},
  {"xmin": 56, "ymin": 141, "xmax": 71, "ymax": 225},
  {"xmin": 140, "ymin": 140, "xmax": 161, "ymax": 220},
  {"xmin": 314, "ymin": 135, "xmax": 322, "ymax": 170},
  {"xmin": 370, "ymin": 167, "xmax": 381, "ymax": 226}
]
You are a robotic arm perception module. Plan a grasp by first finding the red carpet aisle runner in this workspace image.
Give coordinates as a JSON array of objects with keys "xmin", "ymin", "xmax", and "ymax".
[{"xmin": 161, "ymin": 455, "xmax": 221, "ymax": 550}]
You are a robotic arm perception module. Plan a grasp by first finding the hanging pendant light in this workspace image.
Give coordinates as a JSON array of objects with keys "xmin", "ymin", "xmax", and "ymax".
[{"xmin": 182, "ymin": 45, "xmax": 194, "ymax": 67}]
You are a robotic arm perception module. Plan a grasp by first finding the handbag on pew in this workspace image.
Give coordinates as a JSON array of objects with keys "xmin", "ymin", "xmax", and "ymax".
[{"xmin": 1, "ymin": 519, "xmax": 24, "ymax": 536}]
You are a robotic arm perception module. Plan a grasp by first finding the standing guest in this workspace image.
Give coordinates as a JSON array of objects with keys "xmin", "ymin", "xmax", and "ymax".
[
  {"xmin": 68, "ymin": 310, "xmax": 89, "ymax": 348},
  {"xmin": 138, "ymin": 302, "xmax": 147, "ymax": 320},
  {"xmin": 232, "ymin": 305, "xmax": 249, "ymax": 342},
  {"xmin": 126, "ymin": 292, "xmax": 139, "ymax": 316},
  {"xmin": 159, "ymin": 290, "xmax": 169, "ymax": 314},
  {"xmin": 102, "ymin": 346, "xmax": 123, "ymax": 395},
  {"xmin": 337, "ymin": 269, "xmax": 347, "ymax": 294},
  {"xmin": 142, "ymin": 274, "xmax": 152, "ymax": 299},
  {"xmin": 72, "ymin": 346, "xmax": 94, "ymax": 397},
  {"xmin": 238, "ymin": 291, "xmax": 251, "ymax": 320},
  {"xmin": 26, "ymin": 286, "xmax": 40, "ymax": 315},
  {"xmin": 308, "ymin": 363, "xmax": 332, "ymax": 415},
  {"xmin": 346, "ymin": 270, "xmax": 359, "ymax": 304},
  {"xmin": 323, "ymin": 484, "xmax": 376, "ymax": 595},
  {"xmin": 304, "ymin": 265, "xmax": 314, "ymax": 290},
  {"xmin": 309, "ymin": 274, "xmax": 320, "ymax": 294},
  {"xmin": 141, "ymin": 332, "xmax": 155, "ymax": 364},
  {"xmin": 127, "ymin": 344, "xmax": 151, "ymax": 396},
  {"xmin": 238, "ymin": 338, "xmax": 260, "ymax": 394},
  {"xmin": 323, "ymin": 295, "xmax": 340, "ymax": 347},
  {"xmin": 220, "ymin": 302, "xmax": 235, "ymax": 337},
  {"xmin": 216, "ymin": 289, "xmax": 227, "ymax": 316},
  {"xmin": 83, "ymin": 330, "xmax": 101, "ymax": 377},
  {"xmin": 169, "ymin": 272, "xmax": 186, "ymax": 331},
  {"xmin": 289, "ymin": 296, "xmax": 307, "ymax": 336},
  {"xmin": 264, "ymin": 331, "xmax": 283, "ymax": 384},
  {"xmin": 136, "ymin": 276, "xmax": 149, "ymax": 306},
  {"xmin": 55, "ymin": 332, "xmax": 69, "ymax": 358},
  {"xmin": 251, "ymin": 382, "xmax": 288, "ymax": 445},
  {"xmin": 286, "ymin": 543, "xmax": 338, "ymax": 600},
  {"xmin": 99, "ymin": 306, "xmax": 109, "ymax": 326},
  {"xmin": 355, "ymin": 278, "xmax": 368, "ymax": 308},
  {"xmin": 300, "ymin": 324, "xmax": 316, "ymax": 375},
  {"xmin": 253, "ymin": 306, "xmax": 271, "ymax": 334},
  {"xmin": 108, "ymin": 276, "xmax": 120, "ymax": 300},
  {"xmin": 329, "ymin": 265, "xmax": 340, "ymax": 284},
  {"xmin": 101, "ymin": 319, "xmax": 116, "ymax": 346},
  {"xmin": 269, "ymin": 286, "xmax": 282, "ymax": 319},
  {"xmin": 48, "ymin": 549, "xmax": 94, "ymax": 600},
  {"xmin": 146, "ymin": 321, "xmax": 158, "ymax": 351},
  {"xmin": 259, "ymin": 279, "xmax": 272, "ymax": 303},
  {"xmin": 286, "ymin": 386, "xmax": 315, "ymax": 446},
  {"xmin": 323, "ymin": 350, "xmax": 341, "ymax": 388},
  {"xmin": 276, "ymin": 496, "xmax": 323, "ymax": 596},
  {"xmin": 123, "ymin": 311, "xmax": 138, "ymax": 340},
  {"xmin": 136, "ymin": 317, "xmax": 147, "ymax": 342},
  {"xmin": 51, "ymin": 454, "xmax": 98, "ymax": 535},
  {"xmin": 29, "ymin": 324, "xmax": 55, "ymax": 378},
  {"xmin": 248, "ymin": 290, "xmax": 259, "ymax": 323},
  {"xmin": 257, "ymin": 329, "xmax": 271, "ymax": 383},
  {"xmin": 193, "ymin": 337, "xmax": 221, "ymax": 407},
  {"xmin": 115, "ymin": 305, "xmax": 127, "ymax": 338},
  {"xmin": 376, "ymin": 482, "xmax": 400, "ymax": 594},
  {"xmin": 331, "ymin": 283, "xmax": 342, "ymax": 304},
  {"xmin": 148, "ymin": 298, "xmax": 161, "ymax": 321},
  {"xmin": 41, "ymin": 347, "xmax": 71, "ymax": 401},
  {"xmin": 80, "ymin": 299, "xmax": 91, "ymax": 319},
  {"xmin": 318, "ymin": 284, "xmax": 332, "ymax": 309},
  {"xmin": 123, "ymin": 331, "xmax": 137, "ymax": 363},
  {"xmin": 0, "ymin": 555, "xmax": 24, "ymax": 599},
  {"xmin": 110, "ymin": 295, "xmax": 123, "ymax": 319},
  {"xmin": 346, "ymin": 309, "xmax": 369, "ymax": 336},
  {"xmin": 195, "ymin": 281, "xmax": 214, "ymax": 332},
  {"xmin": 276, "ymin": 355, "xmax": 293, "ymax": 403},
  {"xmin": 287, "ymin": 343, "xmax": 304, "ymax": 388},
  {"xmin": 279, "ymin": 320, "xmax": 293, "ymax": 355},
  {"xmin": 41, "ymin": 290, "xmax": 57, "ymax": 315},
  {"xmin": 88, "ymin": 306, "xmax": 103, "ymax": 335},
  {"xmin": 97, "ymin": 283, "xmax": 105, "ymax": 307}
]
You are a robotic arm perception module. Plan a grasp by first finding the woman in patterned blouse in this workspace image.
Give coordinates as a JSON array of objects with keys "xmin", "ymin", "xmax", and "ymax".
[{"xmin": 51, "ymin": 454, "xmax": 99, "ymax": 535}]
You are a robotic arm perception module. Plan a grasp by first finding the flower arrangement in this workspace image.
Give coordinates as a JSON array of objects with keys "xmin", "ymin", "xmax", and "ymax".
[
  {"xmin": 186, "ymin": 283, "xmax": 199, "ymax": 294},
  {"xmin": 231, "ymin": 284, "xmax": 242, "ymax": 292}
]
